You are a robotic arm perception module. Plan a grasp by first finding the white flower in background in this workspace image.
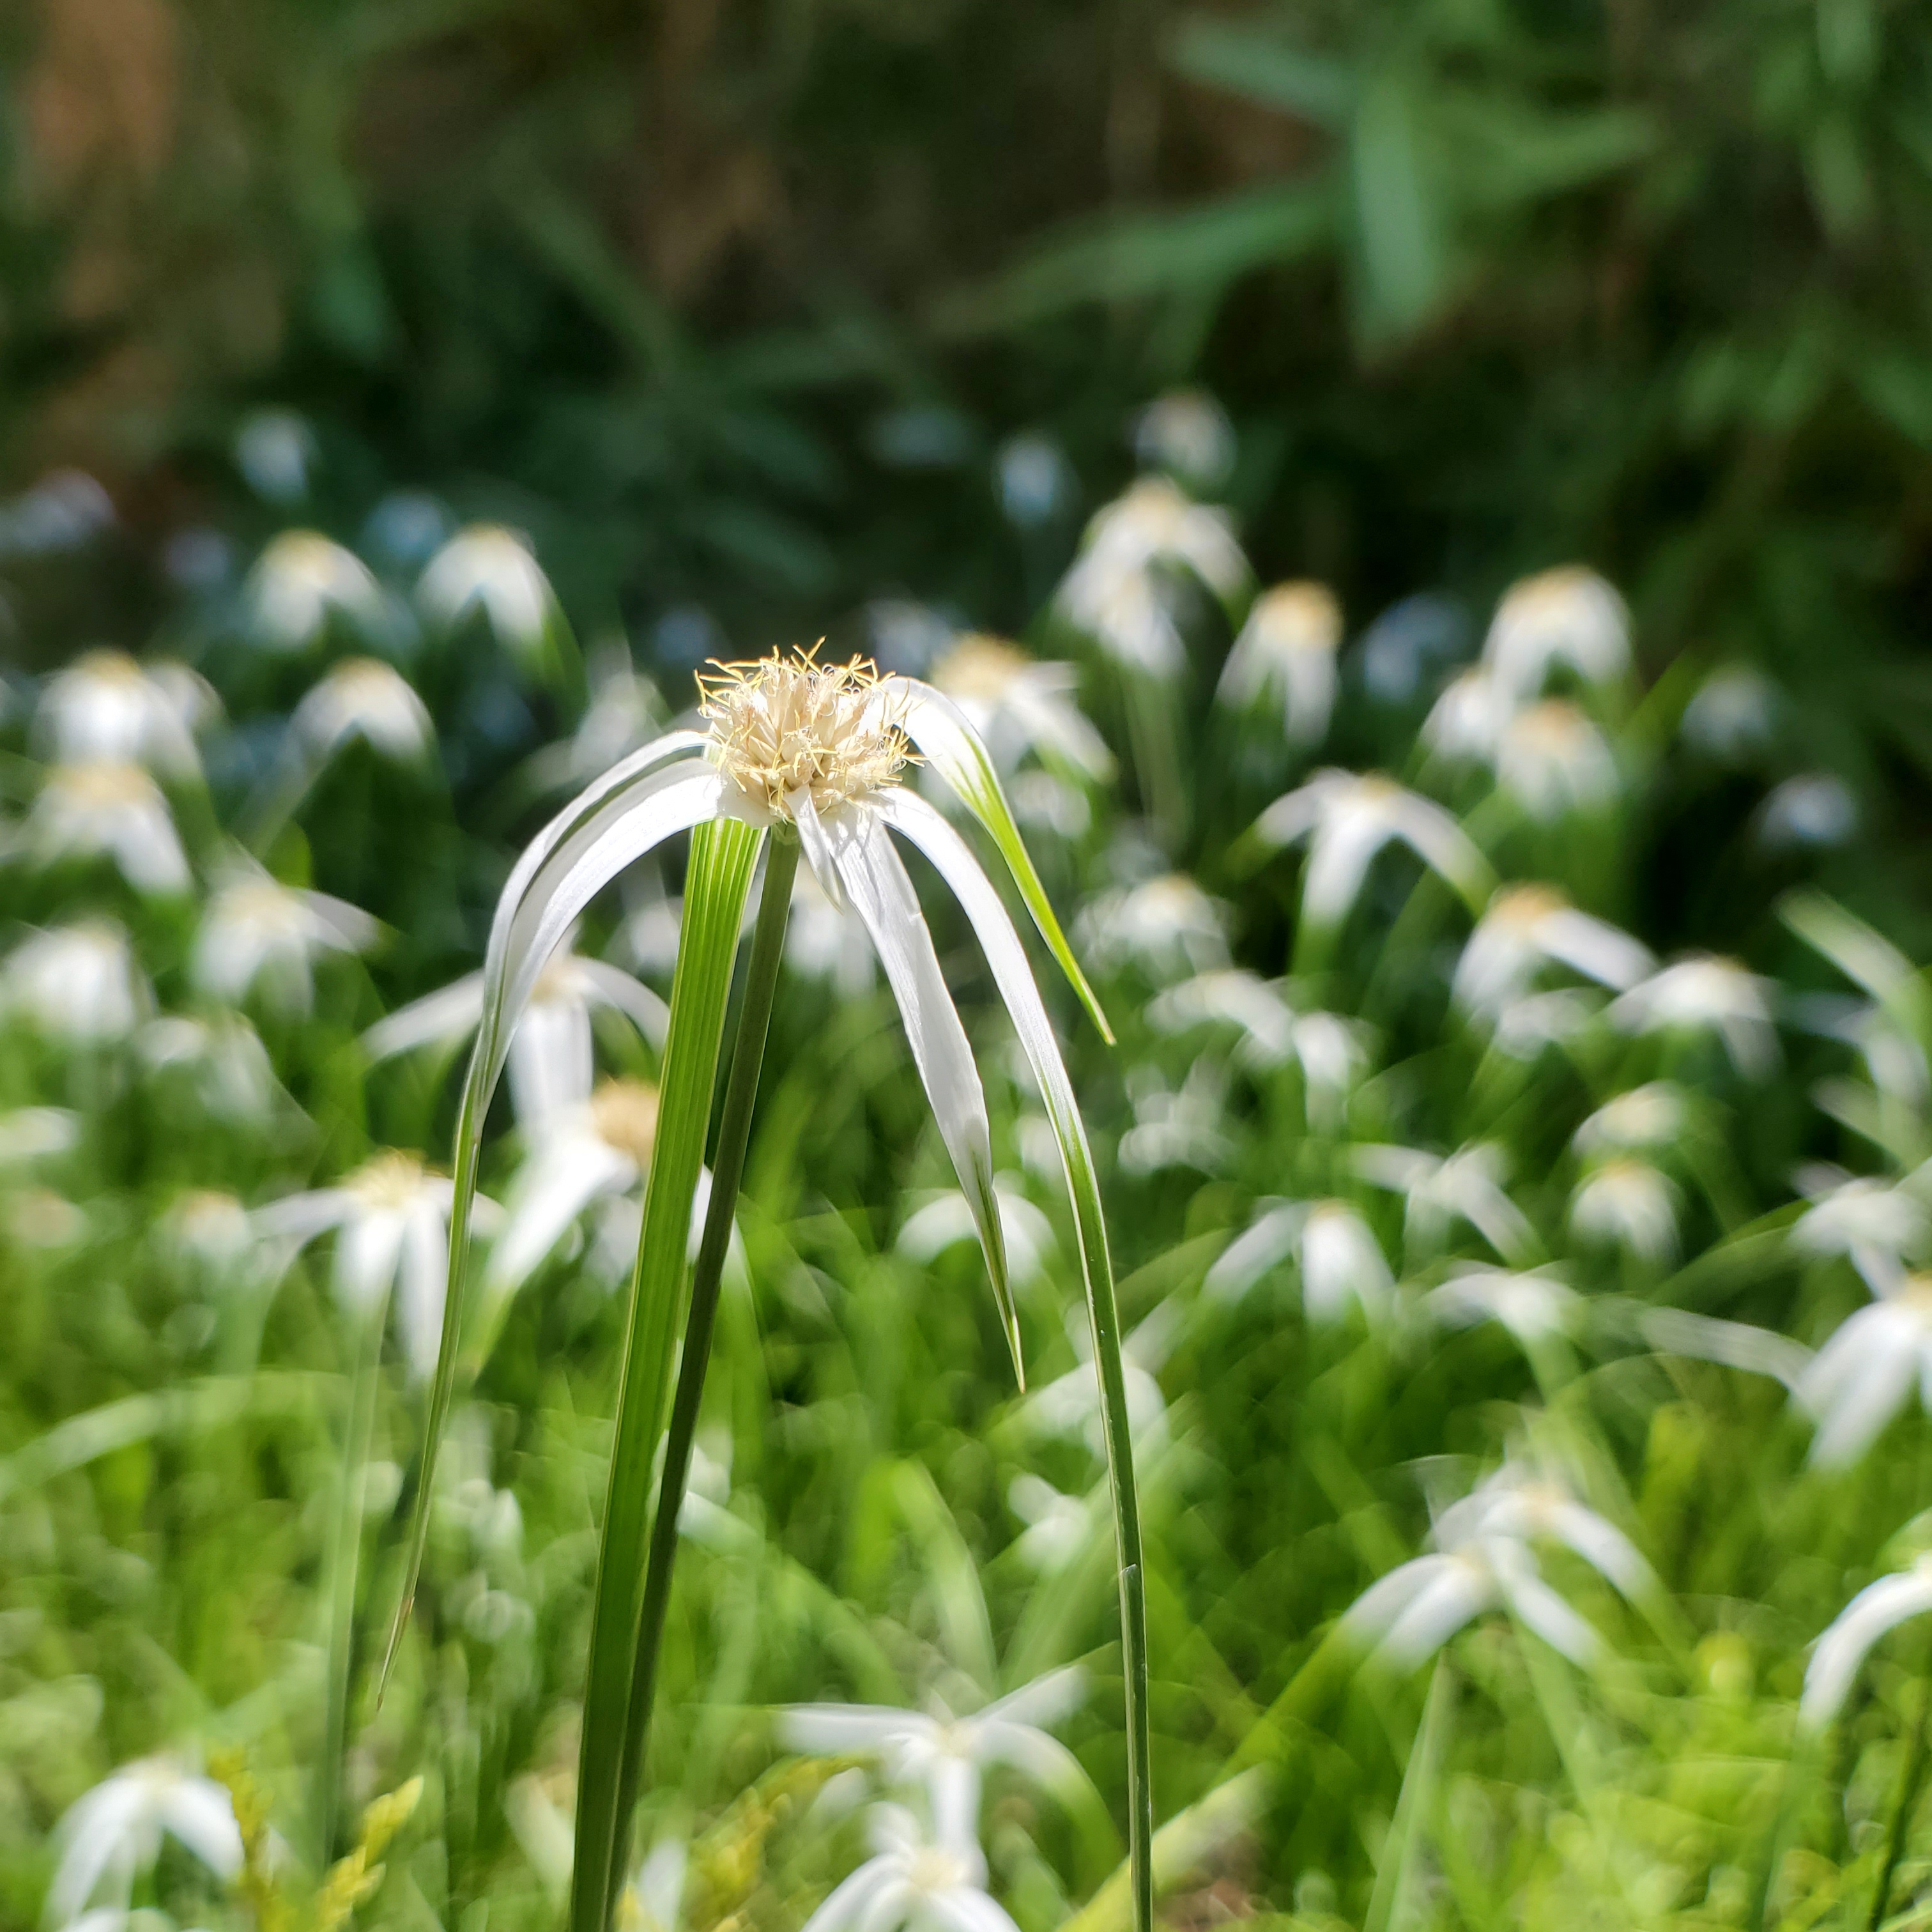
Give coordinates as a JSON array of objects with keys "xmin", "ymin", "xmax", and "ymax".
[
  {"xmin": 1205, "ymin": 1199, "xmax": 1392, "ymax": 1325},
  {"xmin": 1570, "ymin": 1158, "xmax": 1680, "ymax": 1268},
  {"xmin": 781, "ymin": 1666, "xmax": 1089, "ymax": 1832},
  {"xmin": 29, "ymin": 761, "xmax": 189, "ymax": 893},
  {"xmin": 234, "ymin": 408, "xmax": 314, "ymax": 503},
  {"xmin": 1282, "ymin": 1011, "xmax": 1370, "ymax": 1129},
  {"xmin": 192, "ymin": 863, "xmax": 378, "ymax": 1013},
  {"xmin": 256, "ymin": 1151, "xmax": 491, "ymax": 1380},
  {"xmin": 1796, "ymin": 1268, "xmax": 1932, "ymax": 1465},
  {"xmin": 1493, "ymin": 988, "xmax": 1600, "ymax": 1059},
  {"xmin": 1492, "ymin": 700, "xmax": 1620, "ymax": 821},
  {"xmin": 1147, "ymin": 969, "xmax": 1294, "ymax": 1066},
  {"xmin": 43, "ymin": 1756, "xmax": 241, "ymax": 1929},
  {"xmin": 1078, "ymin": 872, "xmax": 1229, "ymax": 980},
  {"xmin": 1454, "ymin": 885, "xmax": 1653, "ymax": 1022},
  {"xmin": 1426, "ymin": 1266, "xmax": 1581, "ymax": 1349},
  {"xmin": 418, "ymin": 524, "xmax": 556, "ymax": 670},
  {"xmin": 1008, "ymin": 1473, "xmax": 1091, "ymax": 1574},
  {"xmin": 930, "ymin": 634, "xmax": 1113, "ymax": 782},
  {"xmin": 139, "ymin": 1015, "xmax": 284, "ymax": 1123},
  {"xmin": 1680, "ymin": 664, "xmax": 1780, "ymax": 762},
  {"xmin": 364, "ymin": 940, "xmax": 668, "ymax": 1127},
  {"xmin": 1482, "ymin": 566, "xmax": 1629, "ymax": 704},
  {"xmin": 1133, "ymin": 389, "xmax": 1236, "ymax": 490},
  {"xmin": 1344, "ymin": 1462, "xmax": 1647, "ymax": 1670},
  {"xmin": 1802, "ymin": 1554, "xmax": 1932, "ymax": 1730},
  {"xmin": 1251, "ymin": 770, "xmax": 1488, "ymax": 928},
  {"xmin": 797, "ymin": 1802, "xmax": 1019, "ymax": 1932},
  {"xmin": 786, "ymin": 862, "xmax": 877, "ymax": 997},
  {"xmin": 524, "ymin": 648, "xmax": 665, "ymax": 793},
  {"xmin": 0, "ymin": 468, "xmax": 114, "ymax": 556},
  {"xmin": 1792, "ymin": 1166, "xmax": 1929, "ymax": 1285},
  {"xmin": 0, "ymin": 1107, "xmax": 78, "ymax": 1167},
  {"xmin": 37, "ymin": 649, "xmax": 207, "ymax": 776},
  {"xmin": 1572, "ymin": 1082, "xmax": 1687, "ymax": 1157},
  {"xmin": 1119, "ymin": 1057, "xmax": 1234, "ymax": 1174},
  {"xmin": 155, "ymin": 1188, "xmax": 260, "ymax": 1282},
  {"xmin": 1353, "ymin": 1142, "xmax": 1537, "ymax": 1264},
  {"xmin": 290, "ymin": 656, "xmax": 434, "ymax": 765},
  {"xmin": 1639, "ymin": 1307, "xmax": 1812, "ymax": 1388},
  {"xmin": 1063, "ymin": 567, "xmax": 1186, "ymax": 678},
  {"xmin": 620, "ymin": 1834, "xmax": 689, "ymax": 1932},
  {"xmin": 1611, "ymin": 955, "xmax": 1778, "ymax": 1078},
  {"xmin": 1422, "ymin": 667, "xmax": 1510, "ymax": 763},
  {"xmin": 481, "ymin": 1078, "xmax": 661, "ymax": 1307},
  {"xmin": 996, "ymin": 432, "xmax": 1074, "ymax": 527},
  {"xmin": 3, "ymin": 921, "xmax": 148, "ymax": 1042},
  {"xmin": 1758, "ymin": 774, "xmax": 1857, "ymax": 850},
  {"xmin": 1217, "ymin": 583, "xmax": 1342, "ymax": 747},
  {"xmin": 900, "ymin": 1179, "xmax": 1055, "ymax": 1293},
  {"xmin": 245, "ymin": 530, "xmax": 385, "ymax": 650},
  {"xmin": 1025, "ymin": 1305, "xmax": 1174, "ymax": 1454}
]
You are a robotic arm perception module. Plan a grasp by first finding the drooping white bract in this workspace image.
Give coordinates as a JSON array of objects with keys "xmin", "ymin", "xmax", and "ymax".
[
  {"xmin": 2, "ymin": 921, "xmax": 149, "ymax": 1043},
  {"xmin": 1493, "ymin": 700, "xmax": 1620, "ymax": 822},
  {"xmin": 1427, "ymin": 1266, "xmax": 1581, "ymax": 1351},
  {"xmin": 1008, "ymin": 1472, "xmax": 1092, "ymax": 1575},
  {"xmin": 1572, "ymin": 1082, "xmax": 1687, "ymax": 1158},
  {"xmin": 1119, "ymin": 1057, "xmax": 1234, "ymax": 1175},
  {"xmin": 1133, "ymin": 389, "xmax": 1236, "ymax": 490},
  {"xmin": 798, "ymin": 1802, "xmax": 1020, "ymax": 1932},
  {"xmin": 139, "ymin": 1014, "xmax": 286, "ymax": 1123},
  {"xmin": 1481, "ymin": 566, "xmax": 1630, "ymax": 705},
  {"xmin": 28, "ymin": 761, "xmax": 190, "ymax": 894},
  {"xmin": 1353, "ymin": 1142, "xmax": 1538, "ymax": 1265},
  {"xmin": 1024, "ymin": 1305, "xmax": 1172, "ymax": 1455},
  {"xmin": 290, "ymin": 657, "xmax": 435, "ymax": 766},
  {"xmin": 364, "ymin": 939, "xmax": 668, "ymax": 1127},
  {"xmin": 417, "ymin": 524, "xmax": 556, "ymax": 672},
  {"xmin": 930, "ymin": 634, "xmax": 1113, "ymax": 784},
  {"xmin": 1077, "ymin": 871, "xmax": 1229, "ymax": 982},
  {"xmin": 192, "ymin": 861, "xmax": 378, "ymax": 1013},
  {"xmin": 522, "ymin": 648, "xmax": 666, "ymax": 795},
  {"xmin": 36, "ymin": 649, "xmax": 209, "ymax": 778},
  {"xmin": 1216, "ymin": 582, "xmax": 1343, "ymax": 749},
  {"xmin": 1205, "ymin": 1197, "xmax": 1392, "ymax": 1326},
  {"xmin": 899, "ymin": 1177, "xmax": 1056, "ymax": 1294},
  {"xmin": 1802, "ymin": 1554, "xmax": 1932, "ymax": 1730},
  {"xmin": 780, "ymin": 1666, "xmax": 1089, "ymax": 1837},
  {"xmin": 1569, "ymin": 1158, "xmax": 1680, "ymax": 1269},
  {"xmin": 1610, "ymin": 956, "xmax": 1778, "ymax": 1078},
  {"xmin": 245, "ymin": 531, "xmax": 386, "ymax": 651},
  {"xmin": 1454, "ymin": 885, "xmax": 1653, "ymax": 1025},
  {"xmin": 1250, "ymin": 770, "xmax": 1488, "ymax": 930},
  {"xmin": 1795, "ymin": 1266, "xmax": 1932, "ymax": 1466},
  {"xmin": 1344, "ymin": 1460, "xmax": 1652, "ymax": 1671},
  {"xmin": 43, "ymin": 1756, "xmax": 242, "ymax": 1930},
  {"xmin": 1791, "ymin": 1165, "xmax": 1930, "ymax": 1289},
  {"xmin": 256, "ymin": 1151, "xmax": 495, "ymax": 1380}
]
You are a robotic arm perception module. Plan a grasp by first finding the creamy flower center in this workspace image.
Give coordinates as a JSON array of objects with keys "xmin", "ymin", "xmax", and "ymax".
[
  {"xmin": 216, "ymin": 880, "xmax": 304, "ymax": 933},
  {"xmin": 908, "ymin": 1847, "xmax": 969, "ymax": 1892},
  {"xmin": 590, "ymin": 1078, "xmax": 660, "ymax": 1166},
  {"xmin": 350, "ymin": 1149, "xmax": 431, "ymax": 1209},
  {"xmin": 47, "ymin": 760, "xmax": 164, "ymax": 809},
  {"xmin": 1487, "ymin": 883, "xmax": 1566, "ymax": 932},
  {"xmin": 933, "ymin": 634, "xmax": 1028, "ymax": 702},
  {"xmin": 702, "ymin": 652, "xmax": 909, "ymax": 819}
]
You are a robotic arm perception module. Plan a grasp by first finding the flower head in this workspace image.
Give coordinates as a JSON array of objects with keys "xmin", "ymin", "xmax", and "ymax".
[
  {"xmin": 1494, "ymin": 700, "xmax": 1620, "ymax": 820},
  {"xmin": 1217, "ymin": 582, "xmax": 1343, "ymax": 747},
  {"xmin": 1454, "ymin": 885, "xmax": 1653, "ymax": 1022},
  {"xmin": 1796, "ymin": 1268, "xmax": 1932, "ymax": 1466},
  {"xmin": 1572, "ymin": 1082, "xmax": 1687, "ymax": 1156},
  {"xmin": 1570, "ymin": 1158, "xmax": 1680, "ymax": 1268},
  {"xmin": 45, "ymin": 1756, "xmax": 241, "ymax": 1929},
  {"xmin": 37, "ymin": 649, "xmax": 208, "ymax": 776},
  {"xmin": 1803, "ymin": 1554, "xmax": 1932, "ymax": 1730},
  {"xmin": 798, "ymin": 1803, "xmax": 1018, "ymax": 1932},
  {"xmin": 931, "ymin": 635, "xmax": 1112, "ymax": 782},
  {"xmin": 1611, "ymin": 955, "xmax": 1777, "ymax": 1078},
  {"xmin": 192, "ymin": 864, "xmax": 378, "ymax": 1013},
  {"xmin": 1483, "ymin": 566, "xmax": 1629, "ymax": 703},
  {"xmin": 245, "ymin": 531, "xmax": 385, "ymax": 650},
  {"xmin": 29, "ymin": 760, "xmax": 189, "ymax": 893},
  {"xmin": 291, "ymin": 657, "xmax": 434, "ymax": 765},
  {"xmin": 3, "ymin": 921, "xmax": 148, "ymax": 1042},
  {"xmin": 417, "ymin": 525, "xmax": 556, "ymax": 668}
]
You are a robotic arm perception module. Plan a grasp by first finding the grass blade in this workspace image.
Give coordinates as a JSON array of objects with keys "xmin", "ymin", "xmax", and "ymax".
[{"xmin": 572, "ymin": 814, "xmax": 764, "ymax": 1932}]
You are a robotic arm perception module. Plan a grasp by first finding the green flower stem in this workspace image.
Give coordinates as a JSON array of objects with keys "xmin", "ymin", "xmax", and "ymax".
[
  {"xmin": 604, "ymin": 832, "xmax": 799, "ymax": 1925},
  {"xmin": 318, "ymin": 1303, "xmax": 385, "ymax": 1865}
]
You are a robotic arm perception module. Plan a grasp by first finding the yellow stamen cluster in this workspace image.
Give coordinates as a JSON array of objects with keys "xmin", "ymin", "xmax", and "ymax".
[
  {"xmin": 700, "ymin": 651, "xmax": 910, "ymax": 820},
  {"xmin": 590, "ymin": 1078, "xmax": 661, "ymax": 1167}
]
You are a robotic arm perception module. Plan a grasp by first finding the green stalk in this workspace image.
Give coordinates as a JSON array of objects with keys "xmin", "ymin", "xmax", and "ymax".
[
  {"xmin": 318, "ymin": 1301, "xmax": 385, "ymax": 1865},
  {"xmin": 572, "ymin": 816, "xmax": 764, "ymax": 1932},
  {"xmin": 1869, "ymin": 1679, "xmax": 1931, "ymax": 1932},
  {"xmin": 604, "ymin": 833, "xmax": 798, "ymax": 1922}
]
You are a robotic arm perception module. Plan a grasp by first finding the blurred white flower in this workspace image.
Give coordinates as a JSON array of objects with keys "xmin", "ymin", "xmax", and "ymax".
[
  {"xmin": 1354, "ymin": 1142, "xmax": 1537, "ymax": 1264},
  {"xmin": 899, "ymin": 1177, "xmax": 1055, "ymax": 1292},
  {"xmin": 1797, "ymin": 1268, "xmax": 1932, "ymax": 1466},
  {"xmin": 1454, "ymin": 885, "xmax": 1653, "ymax": 1022},
  {"xmin": 192, "ymin": 864, "xmax": 378, "ymax": 1013},
  {"xmin": 1802, "ymin": 1554, "xmax": 1932, "ymax": 1730},
  {"xmin": 1119, "ymin": 1057, "xmax": 1233, "ymax": 1174},
  {"xmin": 995, "ymin": 432, "xmax": 1074, "ymax": 526},
  {"xmin": 1758, "ymin": 774, "xmax": 1857, "ymax": 850},
  {"xmin": 1025, "ymin": 1304, "xmax": 1174, "ymax": 1454},
  {"xmin": 234, "ymin": 408, "xmax": 314, "ymax": 503},
  {"xmin": 1422, "ymin": 667, "xmax": 1510, "ymax": 763},
  {"xmin": 1147, "ymin": 970, "xmax": 1294, "ymax": 1068},
  {"xmin": 0, "ymin": 469, "xmax": 114, "ymax": 556},
  {"xmin": 43, "ymin": 1756, "xmax": 241, "ymax": 1929},
  {"xmin": 364, "ymin": 941, "xmax": 668, "ymax": 1127},
  {"xmin": 1077, "ymin": 873, "xmax": 1229, "ymax": 980},
  {"xmin": 1570, "ymin": 1158, "xmax": 1680, "ymax": 1268},
  {"xmin": 8, "ymin": 1187, "xmax": 88, "ymax": 1250},
  {"xmin": 1008, "ymin": 1473, "xmax": 1091, "ymax": 1574},
  {"xmin": 291, "ymin": 657, "xmax": 434, "ymax": 765},
  {"xmin": 524, "ymin": 648, "xmax": 664, "ymax": 793},
  {"xmin": 0, "ymin": 1106, "xmax": 78, "ymax": 1166},
  {"xmin": 29, "ymin": 762, "xmax": 189, "ymax": 893},
  {"xmin": 245, "ymin": 531, "xmax": 385, "ymax": 650},
  {"xmin": 37, "ymin": 650, "xmax": 208, "ymax": 777},
  {"xmin": 620, "ymin": 1834, "xmax": 690, "ymax": 1932},
  {"xmin": 930, "ymin": 635, "xmax": 1112, "ymax": 782},
  {"xmin": 1217, "ymin": 583, "xmax": 1342, "ymax": 748},
  {"xmin": 155, "ymin": 1188, "xmax": 259, "ymax": 1279},
  {"xmin": 256, "ymin": 1150, "xmax": 489, "ymax": 1380},
  {"xmin": 1680, "ymin": 665, "xmax": 1779, "ymax": 762},
  {"xmin": 1345, "ymin": 1461, "xmax": 1649, "ymax": 1671},
  {"xmin": 1792, "ymin": 1167, "xmax": 1929, "ymax": 1285},
  {"xmin": 1133, "ymin": 389, "xmax": 1236, "ymax": 489},
  {"xmin": 1482, "ymin": 566, "xmax": 1629, "ymax": 703},
  {"xmin": 1204, "ymin": 1199, "xmax": 1391, "ymax": 1325},
  {"xmin": 139, "ymin": 1015, "xmax": 284, "ymax": 1122},
  {"xmin": 1427, "ymin": 1266, "xmax": 1581, "ymax": 1349},
  {"xmin": 418, "ymin": 525, "xmax": 556, "ymax": 669},
  {"xmin": 1493, "ymin": 700, "xmax": 1620, "ymax": 821},
  {"xmin": 797, "ymin": 1802, "xmax": 1019, "ymax": 1932},
  {"xmin": 1639, "ymin": 1307, "xmax": 1812, "ymax": 1388},
  {"xmin": 1572, "ymin": 1083, "xmax": 1687, "ymax": 1157},
  {"xmin": 781, "ymin": 1665, "xmax": 1089, "ymax": 1832},
  {"xmin": 1252, "ymin": 770, "xmax": 1487, "ymax": 928},
  {"xmin": 1611, "ymin": 956, "xmax": 1778, "ymax": 1078},
  {"xmin": 1492, "ymin": 988, "xmax": 1600, "ymax": 1059},
  {"xmin": 3, "ymin": 921, "xmax": 148, "ymax": 1041}
]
